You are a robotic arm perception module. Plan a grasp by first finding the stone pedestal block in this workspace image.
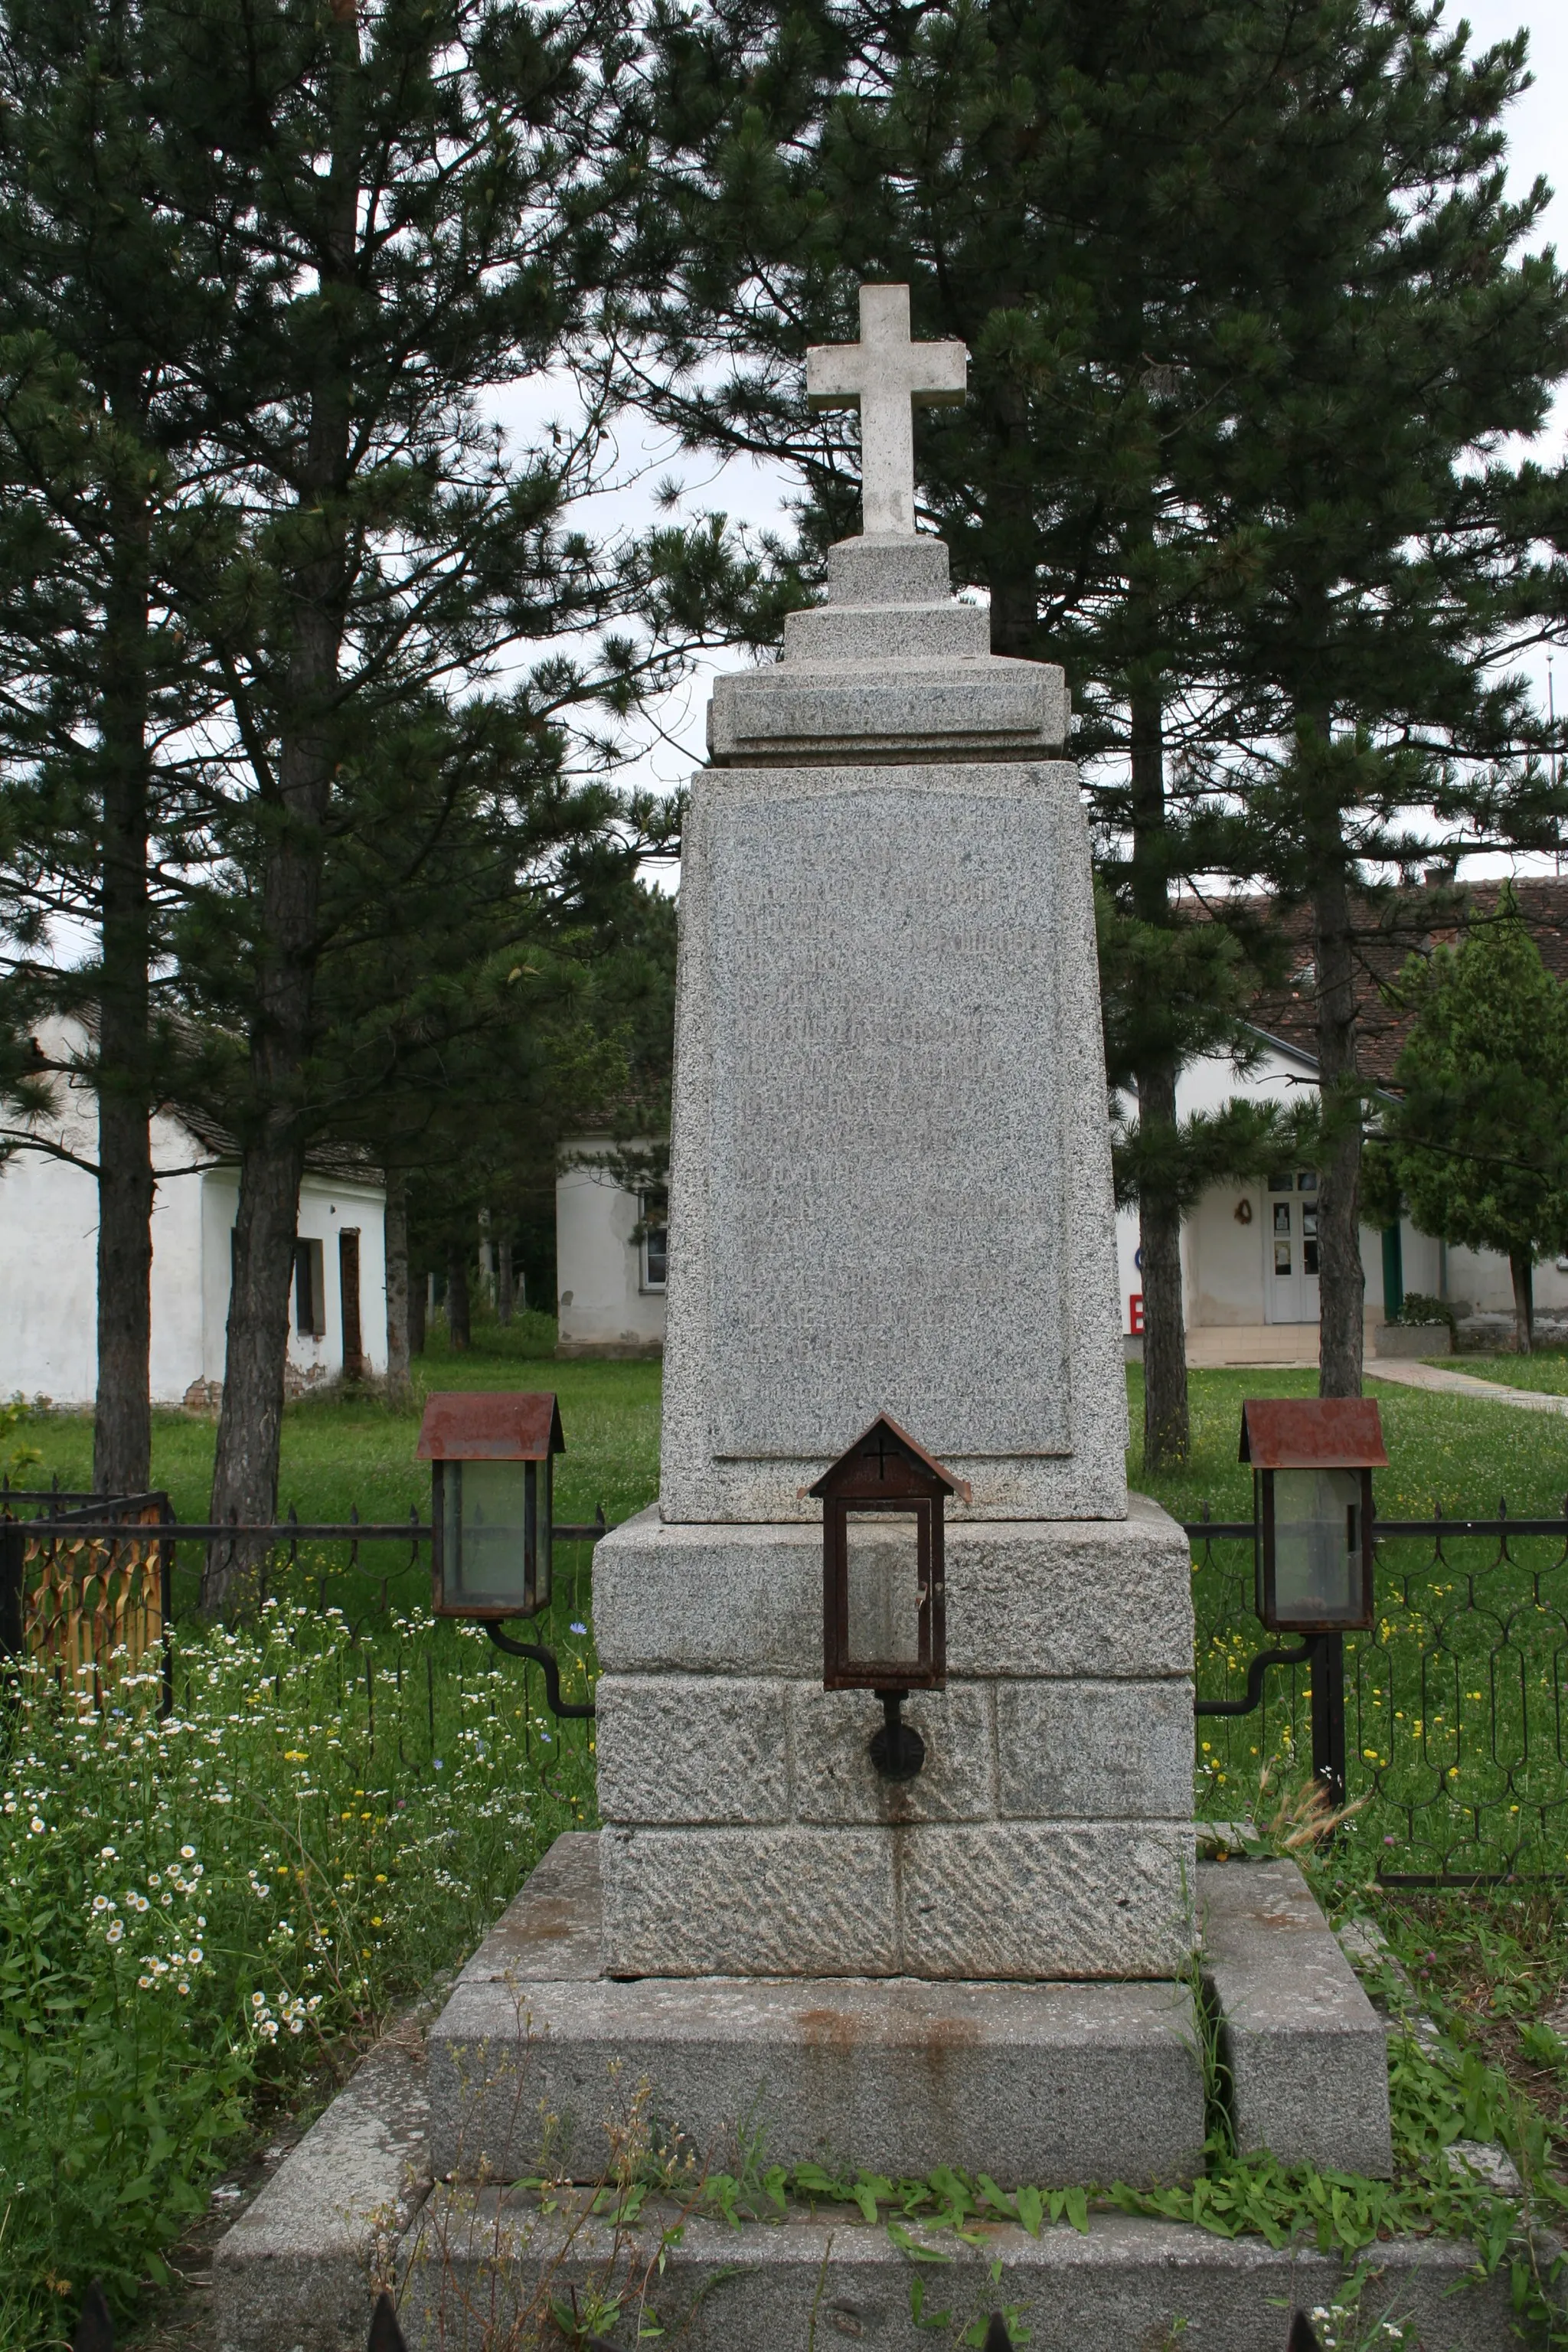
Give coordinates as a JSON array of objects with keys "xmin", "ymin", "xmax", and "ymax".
[{"xmin": 593, "ymin": 1501, "xmax": 1196, "ymax": 1980}]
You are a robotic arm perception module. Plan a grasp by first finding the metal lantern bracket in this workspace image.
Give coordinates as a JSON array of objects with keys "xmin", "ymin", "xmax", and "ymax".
[{"xmin": 483, "ymin": 1621, "xmax": 596, "ymax": 1718}]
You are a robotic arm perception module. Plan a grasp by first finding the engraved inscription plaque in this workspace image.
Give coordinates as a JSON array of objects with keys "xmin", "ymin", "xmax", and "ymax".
[{"xmin": 707, "ymin": 782, "xmax": 1071, "ymax": 1459}]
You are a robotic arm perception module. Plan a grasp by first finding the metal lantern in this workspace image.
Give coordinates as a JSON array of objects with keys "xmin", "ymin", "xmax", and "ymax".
[
  {"xmin": 417, "ymin": 1392, "xmax": 564, "ymax": 1621},
  {"xmin": 808, "ymin": 1413, "xmax": 968, "ymax": 1780},
  {"xmin": 1240, "ymin": 1398, "xmax": 1385, "ymax": 1634}
]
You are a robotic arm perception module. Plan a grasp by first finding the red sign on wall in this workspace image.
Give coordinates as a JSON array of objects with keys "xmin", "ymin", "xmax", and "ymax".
[{"xmin": 1129, "ymin": 1293, "xmax": 1144, "ymax": 1335}]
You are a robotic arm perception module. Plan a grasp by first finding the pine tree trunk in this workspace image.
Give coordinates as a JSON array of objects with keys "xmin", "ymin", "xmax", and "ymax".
[
  {"xmin": 93, "ymin": 471, "xmax": 154, "ymax": 1498},
  {"xmin": 1312, "ymin": 864, "xmax": 1365, "ymax": 1397},
  {"xmin": 1138, "ymin": 1070, "xmax": 1188, "ymax": 1469},
  {"xmin": 1129, "ymin": 674, "xmax": 1188, "ymax": 1467},
  {"xmin": 1511, "ymin": 1252, "xmax": 1534, "ymax": 1354},
  {"xmin": 384, "ymin": 1167, "xmax": 412, "ymax": 1403},
  {"xmin": 408, "ymin": 1263, "xmax": 426, "ymax": 1355},
  {"xmin": 204, "ymin": 10, "xmax": 359, "ymax": 1613},
  {"xmin": 446, "ymin": 1243, "xmax": 471, "ymax": 1351},
  {"xmin": 497, "ymin": 1234, "xmax": 513, "ymax": 1327}
]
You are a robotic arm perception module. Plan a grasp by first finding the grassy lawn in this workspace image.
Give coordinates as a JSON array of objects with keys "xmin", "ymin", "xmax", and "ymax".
[
  {"xmin": 1449, "ymin": 1348, "xmax": 1568, "ymax": 1398},
  {"xmin": 8, "ymin": 1348, "xmax": 1568, "ymax": 2347}
]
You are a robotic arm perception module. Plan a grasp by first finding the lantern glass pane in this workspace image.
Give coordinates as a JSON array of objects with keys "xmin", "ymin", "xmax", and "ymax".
[
  {"xmin": 844, "ymin": 1509, "xmax": 923, "ymax": 1672},
  {"xmin": 1272, "ymin": 1467, "xmax": 1362, "ymax": 1621},
  {"xmin": 442, "ymin": 1459, "xmax": 531, "ymax": 1609}
]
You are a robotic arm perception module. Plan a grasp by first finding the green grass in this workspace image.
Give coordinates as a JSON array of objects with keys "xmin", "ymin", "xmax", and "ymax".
[
  {"xmin": 1125, "ymin": 1362, "xmax": 1568, "ymax": 1524},
  {"xmin": 1450, "ymin": 1349, "xmax": 1568, "ymax": 1399},
  {"xmin": 8, "ymin": 1317, "xmax": 662, "ymax": 1623}
]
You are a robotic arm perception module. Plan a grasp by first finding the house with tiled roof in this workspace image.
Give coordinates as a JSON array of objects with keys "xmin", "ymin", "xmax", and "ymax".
[{"xmin": 1114, "ymin": 873, "xmax": 1568, "ymax": 1358}]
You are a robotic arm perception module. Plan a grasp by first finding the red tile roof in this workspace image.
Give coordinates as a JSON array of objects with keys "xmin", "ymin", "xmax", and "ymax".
[{"xmin": 1202, "ymin": 875, "xmax": 1568, "ymax": 1085}]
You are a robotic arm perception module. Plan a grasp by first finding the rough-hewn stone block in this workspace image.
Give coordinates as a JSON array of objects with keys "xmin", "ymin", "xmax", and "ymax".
[
  {"xmin": 593, "ymin": 1501, "xmax": 1194, "ymax": 1682},
  {"xmin": 900, "ymin": 1823, "xmax": 1196, "ymax": 1980},
  {"xmin": 601, "ymin": 1821, "xmax": 1195, "ymax": 1981},
  {"xmin": 596, "ymin": 1675, "xmax": 790, "ymax": 1826},
  {"xmin": 601, "ymin": 1825, "xmax": 900, "ymax": 1978},
  {"xmin": 947, "ymin": 1498, "xmax": 1194, "ymax": 1678},
  {"xmin": 995, "ymin": 1680, "xmax": 1193, "ymax": 1820},
  {"xmin": 789, "ymin": 1681, "xmax": 995, "ymax": 1824}
]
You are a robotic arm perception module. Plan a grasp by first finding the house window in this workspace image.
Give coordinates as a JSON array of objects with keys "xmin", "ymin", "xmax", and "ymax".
[
  {"xmin": 639, "ymin": 1192, "xmax": 668, "ymax": 1292},
  {"xmin": 294, "ymin": 1238, "xmax": 326, "ymax": 1336}
]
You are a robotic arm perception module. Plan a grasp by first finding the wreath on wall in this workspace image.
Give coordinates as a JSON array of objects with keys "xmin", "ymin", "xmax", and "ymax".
[{"xmin": 1234, "ymin": 1199, "xmax": 1254, "ymax": 1226}]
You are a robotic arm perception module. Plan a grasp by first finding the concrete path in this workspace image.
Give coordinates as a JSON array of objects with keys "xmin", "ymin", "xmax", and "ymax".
[{"xmin": 1367, "ymin": 1357, "xmax": 1568, "ymax": 1417}]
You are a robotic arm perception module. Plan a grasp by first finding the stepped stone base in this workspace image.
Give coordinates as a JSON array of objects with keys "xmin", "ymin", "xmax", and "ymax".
[{"xmin": 216, "ymin": 1840, "xmax": 1409, "ymax": 2352}]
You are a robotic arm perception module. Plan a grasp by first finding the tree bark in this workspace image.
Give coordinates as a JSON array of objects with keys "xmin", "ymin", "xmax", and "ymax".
[
  {"xmin": 93, "ymin": 461, "xmax": 155, "ymax": 1498},
  {"xmin": 497, "ymin": 1233, "xmax": 513, "ymax": 1326},
  {"xmin": 1128, "ymin": 675, "xmax": 1189, "ymax": 1467},
  {"xmin": 384, "ymin": 1167, "xmax": 412, "ymax": 1401},
  {"xmin": 1511, "ymin": 1252, "xmax": 1534, "ymax": 1354},
  {"xmin": 408, "ymin": 1262, "xmax": 426, "ymax": 1355},
  {"xmin": 1312, "ymin": 861, "xmax": 1365, "ymax": 1396},
  {"xmin": 204, "ymin": 5, "xmax": 359, "ymax": 1614},
  {"xmin": 446, "ymin": 1243, "xmax": 471, "ymax": 1350}
]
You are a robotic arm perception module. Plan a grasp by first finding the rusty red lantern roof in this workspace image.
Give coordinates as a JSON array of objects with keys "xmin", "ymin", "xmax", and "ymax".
[
  {"xmin": 1239, "ymin": 1397, "xmax": 1387, "ymax": 1470},
  {"xmin": 805, "ymin": 1412, "xmax": 972, "ymax": 1504},
  {"xmin": 416, "ymin": 1391, "xmax": 565, "ymax": 1462}
]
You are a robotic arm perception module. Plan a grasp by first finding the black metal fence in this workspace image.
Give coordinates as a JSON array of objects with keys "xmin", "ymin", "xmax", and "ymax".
[
  {"xmin": 1187, "ymin": 1501, "xmax": 1568, "ymax": 1882},
  {"xmin": 10, "ymin": 1481, "xmax": 1568, "ymax": 1882}
]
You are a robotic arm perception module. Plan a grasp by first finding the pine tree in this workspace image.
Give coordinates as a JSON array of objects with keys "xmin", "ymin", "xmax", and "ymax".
[
  {"xmin": 1382, "ymin": 890, "xmax": 1568, "ymax": 1351},
  {"xmin": 635, "ymin": 0, "xmax": 1568, "ymax": 1417},
  {"xmin": 1182, "ymin": 3, "xmax": 1568, "ymax": 1393},
  {"xmin": 0, "ymin": 5, "xmax": 242, "ymax": 1491}
]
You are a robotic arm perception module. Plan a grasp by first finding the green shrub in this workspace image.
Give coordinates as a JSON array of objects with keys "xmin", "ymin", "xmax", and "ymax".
[{"xmin": 1393, "ymin": 1292, "xmax": 1455, "ymax": 1335}]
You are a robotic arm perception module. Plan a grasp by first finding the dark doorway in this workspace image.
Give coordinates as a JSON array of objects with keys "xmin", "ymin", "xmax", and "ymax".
[{"xmin": 339, "ymin": 1228, "xmax": 364, "ymax": 1380}]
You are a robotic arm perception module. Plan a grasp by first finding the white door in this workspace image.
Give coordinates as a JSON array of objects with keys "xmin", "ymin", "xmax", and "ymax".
[{"xmin": 1264, "ymin": 1171, "xmax": 1321, "ymax": 1323}]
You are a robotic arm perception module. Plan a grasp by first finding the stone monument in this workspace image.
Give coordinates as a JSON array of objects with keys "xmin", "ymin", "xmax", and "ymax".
[
  {"xmin": 599, "ymin": 277, "xmax": 1191, "ymax": 1991},
  {"xmin": 218, "ymin": 283, "xmax": 1421, "ymax": 2352}
]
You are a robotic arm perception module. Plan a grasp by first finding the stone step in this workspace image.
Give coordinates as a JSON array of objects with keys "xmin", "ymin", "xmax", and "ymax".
[
  {"xmin": 394, "ymin": 2190, "xmax": 1511, "ymax": 2352},
  {"xmin": 426, "ymin": 1832, "xmax": 1204, "ymax": 2190}
]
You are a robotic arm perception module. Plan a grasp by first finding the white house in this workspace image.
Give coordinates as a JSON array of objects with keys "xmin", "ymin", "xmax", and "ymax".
[
  {"xmin": 0, "ymin": 1021, "xmax": 387, "ymax": 1408},
  {"xmin": 1115, "ymin": 1025, "xmax": 1568, "ymax": 1355},
  {"xmin": 554, "ymin": 1136, "xmax": 666, "ymax": 1357}
]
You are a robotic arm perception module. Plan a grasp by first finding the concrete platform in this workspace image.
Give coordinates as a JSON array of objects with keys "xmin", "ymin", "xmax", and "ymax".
[
  {"xmin": 394, "ymin": 2190, "xmax": 1516, "ymax": 2352},
  {"xmin": 427, "ymin": 1835, "xmax": 1204, "ymax": 2188}
]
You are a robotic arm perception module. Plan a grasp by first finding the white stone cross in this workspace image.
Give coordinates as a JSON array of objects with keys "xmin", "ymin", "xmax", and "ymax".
[{"xmin": 806, "ymin": 283, "xmax": 968, "ymax": 537}]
